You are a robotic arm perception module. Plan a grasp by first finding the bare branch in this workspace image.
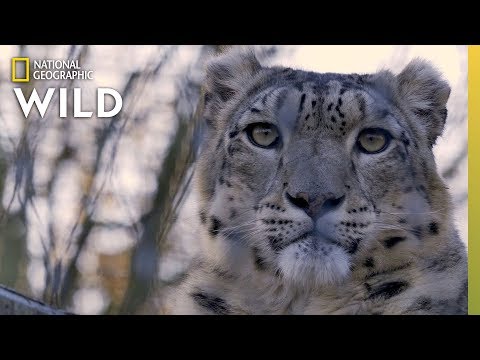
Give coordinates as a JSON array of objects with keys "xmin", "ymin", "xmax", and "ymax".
[{"xmin": 0, "ymin": 285, "xmax": 69, "ymax": 315}]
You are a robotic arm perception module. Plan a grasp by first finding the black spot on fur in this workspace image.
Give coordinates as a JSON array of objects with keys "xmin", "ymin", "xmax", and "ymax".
[
  {"xmin": 262, "ymin": 92, "xmax": 269, "ymax": 104},
  {"xmin": 412, "ymin": 226, "xmax": 423, "ymax": 239},
  {"xmin": 346, "ymin": 238, "xmax": 361, "ymax": 254},
  {"xmin": 252, "ymin": 247, "xmax": 267, "ymax": 271},
  {"xmin": 401, "ymin": 132, "xmax": 410, "ymax": 146},
  {"xmin": 384, "ymin": 236, "xmax": 406, "ymax": 249},
  {"xmin": 356, "ymin": 93, "xmax": 366, "ymax": 118},
  {"xmin": 268, "ymin": 235, "xmax": 284, "ymax": 252},
  {"xmin": 209, "ymin": 217, "xmax": 221, "ymax": 236},
  {"xmin": 414, "ymin": 108, "xmax": 432, "ymax": 117},
  {"xmin": 367, "ymin": 281, "xmax": 409, "ymax": 300},
  {"xmin": 204, "ymin": 92, "xmax": 212, "ymax": 104},
  {"xmin": 429, "ymin": 222, "xmax": 439, "ymax": 235},
  {"xmin": 408, "ymin": 296, "xmax": 433, "ymax": 312},
  {"xmin": 311, "ymin": 100, "xmax": 317, "ymax": 107},
  {"xmin": 398, "ymin": 218, "xmax": 407, "ymax": 224},
  {"xmin": 364, "ymin": 257, "xmax": 375, "ymax": 268},
  {"xmin": 217, "ymin": 85, "xmax": 235, "ymax": 103},
  {"xmin": 229, "ymin": 130, "xmax": 239, "ymax": 138},
  {"xmin": 191, "ymin": 291, "xmax": 230, "ymax": 315},
  {"xmin": 299, "ymin": 94, "xmax": 306, "ymax": 112},
  {"xmin": 335, "ymin": 104, "xmax": 345, "ymax": 118},
  {"xmin": 250, "ymin": 108, "xmax": 260, "ymax": 113},
  {"xmin": 327, "ymin": 102, "xmax": 333, "ymax": 111},
  {"xmin": 205, "ymin": 118, "xmax": 215, "ymax": 128},
  {"xmin": 305, "ymin": 114, "xmax": 310, "ymax": 120},
  {"xmin": 331, "ymin": 116, "xmax": 336, "ymax": 123},
  {"xmin": 439, "ymin": 108, "xmax": 448, "ymax": 121}
]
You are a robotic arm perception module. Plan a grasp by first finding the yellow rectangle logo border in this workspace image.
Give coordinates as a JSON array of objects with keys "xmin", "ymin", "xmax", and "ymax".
[{"xmin": 11, "ymin": 57, "xmax": 30, "ymax": 82}]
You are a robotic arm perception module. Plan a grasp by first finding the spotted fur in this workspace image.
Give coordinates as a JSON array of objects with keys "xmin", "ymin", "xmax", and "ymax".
[{"xmin": 165, "ymin": 47, "xmax": 467, "ymax": 315}]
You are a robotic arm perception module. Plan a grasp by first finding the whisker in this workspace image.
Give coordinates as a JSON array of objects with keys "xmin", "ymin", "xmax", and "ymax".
[
  {"xmin": 220, "ymin": 220, "xmax": 260, "ymax": 232},
  {"xmin": 222, "ymin": 226, "xmax": 259, "ymax": 238},
  {"xmin": 372, "ymin": 223, "xmax": 416, "ymax": 232},
  {"xmin": 379, "ymin": 207, "xmax": 448, "ymax": 216},
  {"xmin": 226, "ymin": 229, "xmax": 266, "ymax": 244}
]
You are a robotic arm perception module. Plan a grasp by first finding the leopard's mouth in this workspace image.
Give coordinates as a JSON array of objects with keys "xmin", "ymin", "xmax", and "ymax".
[
  {"xmin": 287, "ymin": 231, "xmax": 353, "ymax": 255},
  {"xmin": 289, "ymin": 231, "xmax": 335, "ymax": 248},
  {"xmin": 272, "ymin": 228, "xmax": 351, "ymax": 255},
  {"xmin": 274, "ymin": 231, "xmax": 315, "ymax": 251}
]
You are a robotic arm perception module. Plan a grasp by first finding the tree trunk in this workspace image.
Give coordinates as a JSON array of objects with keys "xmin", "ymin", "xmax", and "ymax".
[{"xmin": 0, "ymin": 285, "xmax": 69, "ymax": 315}]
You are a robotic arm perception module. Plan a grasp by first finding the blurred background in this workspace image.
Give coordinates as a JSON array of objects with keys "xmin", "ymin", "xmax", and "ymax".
[{"xmin": 0, "ymin": 45, "xmax": 467, "ymax": 314}]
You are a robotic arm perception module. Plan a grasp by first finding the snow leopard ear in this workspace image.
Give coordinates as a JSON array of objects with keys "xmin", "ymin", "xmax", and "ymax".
[
  {"xmin": 396, "ymin": 59, "xmax": 451, "ymax": 147},
  {"xmin": 203, "ymin": 47, "xmax": 261, "ymax": 128}
]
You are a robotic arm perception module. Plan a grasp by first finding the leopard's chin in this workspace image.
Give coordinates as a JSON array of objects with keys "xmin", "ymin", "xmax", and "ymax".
[{"xmin": 277, "ymin": 234, "xmax": 351, "ymax": 290}]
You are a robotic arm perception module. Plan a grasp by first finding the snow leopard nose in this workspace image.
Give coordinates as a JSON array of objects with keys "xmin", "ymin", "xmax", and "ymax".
[{"xmin": 286, "ymin": 191, "xmax": 345, "ymax": 219}]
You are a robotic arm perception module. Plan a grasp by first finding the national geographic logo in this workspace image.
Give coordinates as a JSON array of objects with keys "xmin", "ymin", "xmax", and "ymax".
[
  {"xmin": 12, "ymin": 57, "xmax": 94, "ymax": 82},
  {"xmin": 10, "ymin": 57, "xmax": 123, "ymax": 119}
]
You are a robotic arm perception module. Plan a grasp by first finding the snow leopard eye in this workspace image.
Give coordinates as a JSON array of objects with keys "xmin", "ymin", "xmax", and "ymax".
[
  {"xmin": 246, "ymin": 123, "xmax": 280, "ymax": 148},
  {"xmin": 357, "ymin": 128, "xmax": 391, "ymax": 154}
]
